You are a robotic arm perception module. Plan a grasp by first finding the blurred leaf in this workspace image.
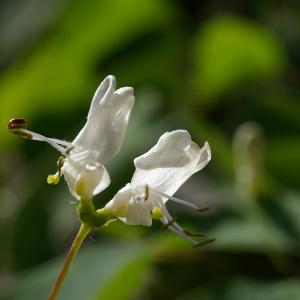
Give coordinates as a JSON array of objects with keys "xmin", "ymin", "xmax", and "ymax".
[
  {"xmin": 0, "ymin": 232, "xmax": 192, "ymax": 300},
  {"xmin": 93, "ymin": 255, "xmax": 151, "ymax": 300},
  {"xmin": 193, "ymin": 15, "xmax": 286, "ymax": 101},
  {"xmin": 266, "ymin": 137, "xmax": 300, "ymax": 188},
  {"xmin": 0, "ymin": 0, "xmax": 173, "ymax": 146},
  {"xmin": 0, "ymin": 240, "xmax": 151, "ymax": 300},
  {"xmin": 0, "ymin": 0, "xmax": 68, "ymax": 67},
  {"xmin": 210, "ymin": 217, "xmax": 292, "ymax": 253},
  {"xmin": 175, "ymin": 278, "xmax": 300, "ymax": 300},
  {"xmin": 258, "ymin": 92, "xmax": 300, "ymax": 135},
  {"xmin": 224, "ymin": 278, "xmax": 300, "ymax": 300}
]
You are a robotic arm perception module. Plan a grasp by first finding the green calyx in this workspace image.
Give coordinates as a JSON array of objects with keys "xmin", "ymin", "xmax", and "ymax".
[{"xmin": 76, "ymin": 198, "xmax": 113, "ymax": 228}]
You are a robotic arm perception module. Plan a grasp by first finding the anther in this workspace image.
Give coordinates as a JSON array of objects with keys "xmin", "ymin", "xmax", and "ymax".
[
  {"xmin": 151, "ymin": 207, "xmax": 164, "ymax": 220},
  {"xmin": 8, "ymin": 118, "xmax": 27, "ymax": 130},
  {"xmin": 162, "ymin": 219, "xmax": 175, "ymax": 229},
  {"xmin": 192, "ymin": 238, "xmax": 216, "ymax": 248},
  {"xmin": 65, "ymin": 146, "xmax": 74, "ymax": 156},
  {"xmin": 183, "ymin": 229, "xmax": 206, "ymax": 237},
  {"xmin": 47, "ymin": 173, "xmax": 60, "ymax": 185},
  {"xmin": 145, "ymin": 185, "xmax": 149, "ymax": 200},
  {"xmin": 57, "ymin": 156, "xmax": 65, "ymax": 176},
  {"xmin": 196, "ymin": 207, "xmax": 210, "ymax": 213}
]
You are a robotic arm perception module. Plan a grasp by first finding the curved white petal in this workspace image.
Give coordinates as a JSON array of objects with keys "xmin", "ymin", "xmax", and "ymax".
[
  {"xmin": 105, "ymin": 184, "xmax": 153, "ymax": 226},
  {"xmin": 104, "ymin": 184, "xmax": 132, "ymax": 217},
  {"xmin": 132, "ymin": 130, "xmax": 211, "ymax": 198},
  {"xmin": 73, "ymin": 75, "xmax": 135, "ymax": 163},
  {"xmin": 124, "ymin": 200, "xmax": 152, "ymax": 226},
  {"xmin": 134, "ymin": 130, "xmax": 192, "ymax": 169},
  {"xmin": 62, "ymin": 155, "xmax": 110, "ymax": 200}
]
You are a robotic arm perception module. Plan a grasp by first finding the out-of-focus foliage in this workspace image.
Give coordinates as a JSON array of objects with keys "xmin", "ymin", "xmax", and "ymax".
[
  {"xmin": 1, "ymin": 0, "xmax": 300, "ymax": 299},
  {"xmin": 193, "ymin": 15, "xmax": 286, "ymax": 100}
]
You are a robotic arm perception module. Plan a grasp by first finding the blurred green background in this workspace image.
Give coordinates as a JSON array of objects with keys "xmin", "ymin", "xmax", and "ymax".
[{"xmin": 1, "ymin": 0, "xmax": 300, "ymax": 299}]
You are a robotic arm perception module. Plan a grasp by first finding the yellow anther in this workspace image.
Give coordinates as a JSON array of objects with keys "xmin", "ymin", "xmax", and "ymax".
[
  {"xmin": 47, "ymin": 173, "xmax": 60, "ymax": 185},
  {"xmin": 151, "ymin": 207, "xmax": 164, "ymax": 220}
]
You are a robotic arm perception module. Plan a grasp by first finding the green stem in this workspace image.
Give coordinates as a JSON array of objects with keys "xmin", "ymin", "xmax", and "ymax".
[{"xmin": 48, "ymin": 223, "xmax": 91, "ymax": 300}]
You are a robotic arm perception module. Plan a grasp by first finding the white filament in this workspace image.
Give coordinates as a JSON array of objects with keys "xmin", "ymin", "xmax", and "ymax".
[
  {"xmin": 151, "ymin": 188, "xmax": 200, "ymax": 210},
  {"xmin": 19, "ymin": 129, "xmax": 71, "ymax": 153}
]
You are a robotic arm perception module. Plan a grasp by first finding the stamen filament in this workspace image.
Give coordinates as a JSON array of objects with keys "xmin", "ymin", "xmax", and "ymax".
[
  {"xmin": 17, "ymin": 129, "xmax": 67, "ymax": 153},
  {"xmin": 151, "ymin": 188, "xmax": 200, "ymax": 210},
  {"xmin": 49, "ymin": 138, "xmax": 71, "ymax": 147},
  {"xmin": 159, "ymin": 205, "xmax": 186, "ymax": 234},
  {"xmin": 167, "ymin": 223, "xmax": 197, "ymax": 245},
  {"xmin": 159, "ymin": 206, "xmax": 197, "ymax": 244},
  {"xmin": 162, "ymin": 218, "xmax": 175, "ymax": 229},
  {"xmin": 158, "ymin": 202, "xmax": 208, "ymax": 245}
]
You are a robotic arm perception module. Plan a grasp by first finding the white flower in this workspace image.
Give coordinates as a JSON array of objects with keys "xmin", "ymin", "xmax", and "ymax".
[
  {"xmin": 10, "ymin": 75, "xmax": 135, "ymax": 200},
  {"xmin": 104, "ymin": 130, "xmax": 212, "ymax": 245}
]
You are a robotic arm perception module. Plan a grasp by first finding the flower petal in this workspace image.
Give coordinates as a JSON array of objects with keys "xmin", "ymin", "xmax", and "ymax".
[
  {"xmin": 104, "ymin": 184, "xmax": 132, "ymax": 217},
  {"xmin": 73, "ymin": 75, "xmax": 135, "ymax": 163},
  {"xmin": 124, "ymin": 200, "xmax": 152, "ymax": 226},
  {"xmin": 134, "ymin": 130, "xmax": 192, "ymax": 169},
  {"xmin": 132, "ymin": 130, "xmax": 211, "ymax": 197},
  {"xmin": 105, "ymin": 184, "xmax": 153, "ymax": 226},
  {"xmin": 62, "ymin": 157, "xmax": 110, "ymax": 200}
]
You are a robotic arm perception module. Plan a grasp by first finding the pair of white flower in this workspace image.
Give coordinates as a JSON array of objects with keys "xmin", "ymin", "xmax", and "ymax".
[{"xmin": 10, "ymin": 75, "xmax": 211, "ymax": 245}]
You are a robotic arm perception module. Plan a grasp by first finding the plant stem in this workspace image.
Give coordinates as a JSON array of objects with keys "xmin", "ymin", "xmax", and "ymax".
[{"xmin": 48, "ymin": 223, "xmax": 91, "ymax": 300}]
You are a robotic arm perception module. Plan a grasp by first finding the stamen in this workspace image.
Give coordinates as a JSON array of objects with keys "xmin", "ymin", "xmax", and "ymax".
[
  {"xmin": 183, "ymin": 229, "xmax": 206, "ymax": 237},
  {"xmin": 151, "ymin": 191, "xmax": 213, "ymax": 247},
  {"xmin": 65, "ymin": 146, "xmax": 74, "ymax": 156},
  {"xmin": 151, "ymin": 188, "xmax": 205, "ymax": 211},
  {"xmin": 167, "ymin": 224, "xmax": 198, "ymax": 245},
  {"xmin": 49, "ymin": 139, "xmax": 71, "ymax": 147},
  {"xmin": 159, "ymin": 205, "xmax": 186, "ymax": 234},
  {"xmin": 197, "ymin": 207, "xmax": 210, "ymax": 213},
  {"xmin": 8, "ymin": 118, "xmax": 27, "ymax": 130},
  {"xmin": 12, "ymin": 130, "xmax": 33, "ymax": 140},
  {"xmin": 132, "ymin": 185, "xmax": 149, "ymax": 202},
  {"xmin": 57, "ymin": 156, "xmax": 65, "ymax": 176},
  {"xmin": 162, "ymin": 218, "xmax": 175, "ymax": 229},
  {"xmin": 151, "ymin": 207, "xmax": 164, "ymax": 220},
  {"xmin": 145, "ymin": 185, "xmax": 149, "ymax": 200},
  {"xmin": 15, "ymin": 129, "xmax": 67, "ymax": 153},
  {"xmin": 159, "ymin": 207, "xmax": 201, "ymax": 245},
  {"xmin": 192, "ymin": 238, "xmax": 216, "ymax": 248},
  {"xmin": 8, "ymin": 117, "xmax": 72, "ymax": 153},
  {"xmin": 47, "ymin": 172, "xmax": 60, "ymax": 185}
]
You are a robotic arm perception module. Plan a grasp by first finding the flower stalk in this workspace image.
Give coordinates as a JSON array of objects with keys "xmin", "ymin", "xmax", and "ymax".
[
  {"xmin": 48, "ymin": 199, "xmax": 113, "ymax": 300},
  {"xmin": 48, "ymin": 223, "xmax": 91, "ymax": 300}
]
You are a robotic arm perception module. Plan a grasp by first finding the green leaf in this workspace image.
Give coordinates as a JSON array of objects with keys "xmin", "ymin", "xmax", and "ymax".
[
  {"xmin": 0, "ymin": 240, "xmax": 150, "ymax": 300},
  {"xmin": 175, "ymin": 278, "xmax": 300, "ymax": 300},
  {"xmin": 224, "ymin": 278, "xmax": 300, "ymax": 300},
  {"xmin": 192, "ymin": 15, "xmax": 286, "ymax": 100},
  {"xmin": 267, "ymin": 137, "xmax": 300, "ymax": 188},
  {"xmin": 93, "ymin": 255, "xmax": 152, "ymax": 300}
]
